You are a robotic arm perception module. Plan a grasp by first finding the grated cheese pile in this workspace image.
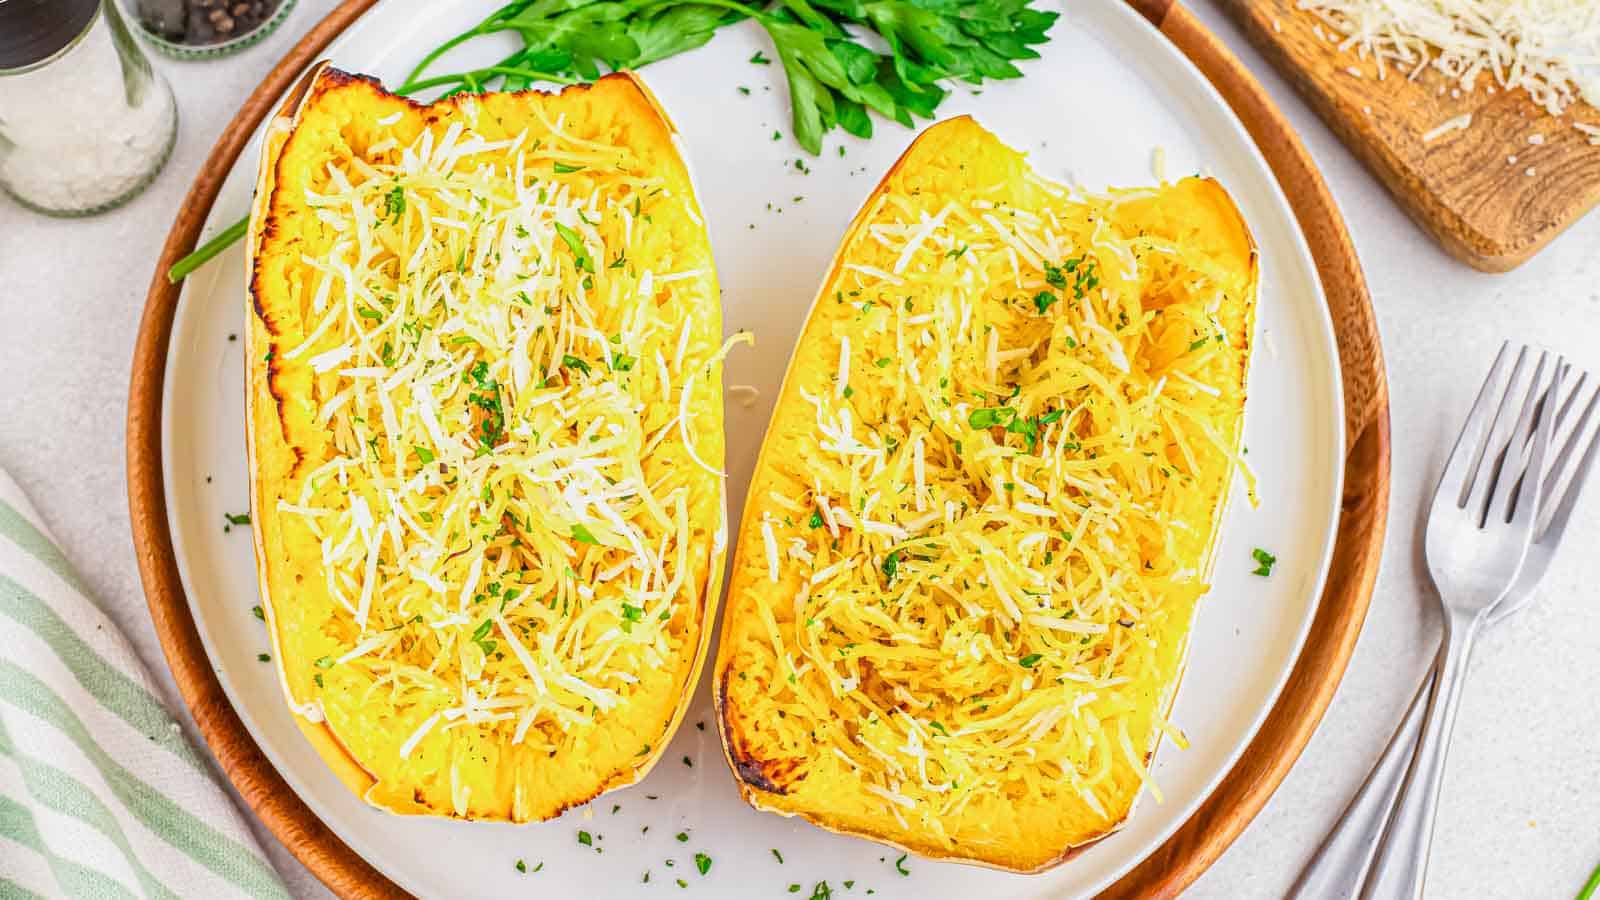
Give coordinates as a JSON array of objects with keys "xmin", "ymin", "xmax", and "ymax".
[
  {"xmin": 717, "ymin": 120, "xmax": 1256, "ymax": 865},
  {"xmin": 251, "ymin": 76, "xmax": 727, "ymax": 820},
  {"xmin": 1297, "ymin": 0, "xmax": 1600, "ymax": 116}
]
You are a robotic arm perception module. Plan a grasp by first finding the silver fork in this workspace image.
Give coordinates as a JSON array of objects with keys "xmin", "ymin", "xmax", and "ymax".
[{"xmin": 1290, "ymin": 350, "xmax": 1600, "ymax": 899}]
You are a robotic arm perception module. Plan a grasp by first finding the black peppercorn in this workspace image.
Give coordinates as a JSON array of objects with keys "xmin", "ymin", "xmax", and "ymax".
[{"xmin": 134, "ymin": 0, "xmax": 282, "ymax": 46}]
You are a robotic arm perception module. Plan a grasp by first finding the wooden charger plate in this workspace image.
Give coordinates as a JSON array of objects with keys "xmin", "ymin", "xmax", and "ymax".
[{"xmin": 127, "ymin": 1, "xmax": 1390, "ymax": 896}]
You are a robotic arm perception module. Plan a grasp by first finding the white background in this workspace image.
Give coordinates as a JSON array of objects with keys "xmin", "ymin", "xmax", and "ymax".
[{"xmin": 1, "ymin": 1, "xmax": 1597, "ymax": 898}]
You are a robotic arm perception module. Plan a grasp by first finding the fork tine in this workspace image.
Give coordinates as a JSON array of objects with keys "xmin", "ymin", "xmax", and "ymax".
[
  {"xmin": 1438, "ymin": 341, "xmax": 1513, "ymax": 511},
  {"xmin": 1499, "ymin": 365, "xmax": 1585, "ymax": 523},
  {"xmin": 1547, "ymin": 365, "xmax": 1586, "ymax": 439},
  {"xmin": 1538, "ymin": 374, "xmax": 1600, "ymax": 543},
  {"xmin": 1493, "ymin": 355, "xmax": 1560, "ymax": 527},
  {"xmin": 1472, "ymin": 348, "xmax": 1544, "ymax": 525},
  {"xmin": 1491, "ymin": 354, "xmax": 1561, "ymax": 526}
]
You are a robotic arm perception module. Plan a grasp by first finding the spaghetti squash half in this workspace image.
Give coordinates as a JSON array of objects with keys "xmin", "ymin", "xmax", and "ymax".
[
  {"xmin": 713, "ymin": 117, "xmax": 1257, "ymax": 870},
  {"xmin": 246, "ymin": 66, "xmax": 728, "ymax": 821}
]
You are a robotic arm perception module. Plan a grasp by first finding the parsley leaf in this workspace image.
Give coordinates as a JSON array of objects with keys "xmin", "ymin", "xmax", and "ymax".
[
  {"xmin": 471, "ymin": 619, "xmax": 497, "ymax": 656},
  {"xmin": 968, "ymin": 406, "xmax": 1016, "ymax": 429},
  {"xmin": 881, "ymin": 550, "xmax": 900, "ymax": 583},
  {"xmin": 553, "ymin": 221, "xmax": 595, "ymax": 273},
  {"xmin": 383, "ymin": 185, "xmax": 405, "ymax": 223}
]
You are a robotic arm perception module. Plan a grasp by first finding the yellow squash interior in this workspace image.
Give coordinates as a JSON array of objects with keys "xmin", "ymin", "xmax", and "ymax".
[
  {"xmin": 713, "ymin": 117, "xmax": 1257, "ymax": 871},
  {"xmin": 246, "ymin": 69, "xmax": 726, "ymax": 821}
]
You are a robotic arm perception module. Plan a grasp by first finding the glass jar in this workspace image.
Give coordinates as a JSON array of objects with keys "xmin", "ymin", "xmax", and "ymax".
[
  {"xmin": 0, "ymin": 0, "xmax": 178, "ymax": 216},
  {"xmin": 122, "ymin": 0, "xmax": 297, "ymax": 60}
]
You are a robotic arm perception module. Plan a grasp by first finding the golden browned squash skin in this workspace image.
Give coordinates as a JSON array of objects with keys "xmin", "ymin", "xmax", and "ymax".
[
  {"xmin": 713, "ymin": 117, "xmax": 1257, "ymax": 871},
  {"xmin": 246, "ymin": 66, "xmax": 725, "ymax": 822}
]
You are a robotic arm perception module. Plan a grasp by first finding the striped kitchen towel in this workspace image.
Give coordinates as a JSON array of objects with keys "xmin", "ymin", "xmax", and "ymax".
[{"xmin": 0, "ymin": 468, "xmax": 289, "ymax": 899}]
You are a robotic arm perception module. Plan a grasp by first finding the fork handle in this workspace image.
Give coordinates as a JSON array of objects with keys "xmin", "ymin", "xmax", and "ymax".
[
  {"xmin": 1360, "ymin": 608, "xmax": 1482, "ymax": 900},
  {"xmin": 1287, "ymin": 667, "xmax": 1435, "ymax": 900}
]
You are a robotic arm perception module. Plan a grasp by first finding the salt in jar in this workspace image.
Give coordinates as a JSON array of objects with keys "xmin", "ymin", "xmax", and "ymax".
[{"xmin": 0, "ymin": 0, "xmax": 178, "ymax": 216}]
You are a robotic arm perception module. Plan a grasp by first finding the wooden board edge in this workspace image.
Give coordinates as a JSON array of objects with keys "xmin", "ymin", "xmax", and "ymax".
[
  {"xmin": 124, "ymin": 2, "xmax": 405, "ymax": 898},
  {"xmin": 123, "ymin": 1, "xmax": 1389, "ymax": 898},
  {"xmin": 1216, "ymin": 0, "xmax": 1588, "ymax": 273},
  {"xmin": 1099, "ymin": 4, "xmax": 1391, "ymax": 897}
]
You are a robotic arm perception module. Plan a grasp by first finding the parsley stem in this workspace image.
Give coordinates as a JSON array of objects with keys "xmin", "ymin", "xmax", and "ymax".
[
  {"xmin": 665, "ymin": 0, "xmax": 763, "ymax": 24},
  {"xmin": 166, "ymin": 215, "xmax": 248, "ymax": 284},
  {"xmin": 400, "ymin": 28, "xmax": 482, "ymax": 92},
  {"xmin": 1577, "ymin": 858, "xmax": 1600, "ymax": 900},
  {"xmin": 398, "ymin": 65, "xmax": 578, "ymax": 97},
  {"xmin": 401, "ymin": 0, "xmax": 536, "ymax": 89}
]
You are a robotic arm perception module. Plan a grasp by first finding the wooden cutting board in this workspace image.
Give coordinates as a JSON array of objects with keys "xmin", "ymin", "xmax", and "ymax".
[{"xmin": 1220, "ymin": 0, "xmax": 1600, "ymax": 272}]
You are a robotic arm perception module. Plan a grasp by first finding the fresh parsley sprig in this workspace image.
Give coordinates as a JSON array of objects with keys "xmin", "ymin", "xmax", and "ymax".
[{"xmin": 166, "ymin": 0, "xmax": 1055, "ymax": 282}]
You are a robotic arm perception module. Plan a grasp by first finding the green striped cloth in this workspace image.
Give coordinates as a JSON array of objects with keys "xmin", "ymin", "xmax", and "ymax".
[{"xmin": 0, "ymin": 470, "xmax": 289, "ymax": 899}]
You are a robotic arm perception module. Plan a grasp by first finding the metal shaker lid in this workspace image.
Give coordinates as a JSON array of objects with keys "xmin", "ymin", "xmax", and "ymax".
[{"xmin": 0, "ymin": 0, "xmax": 100, "ymax": 72}]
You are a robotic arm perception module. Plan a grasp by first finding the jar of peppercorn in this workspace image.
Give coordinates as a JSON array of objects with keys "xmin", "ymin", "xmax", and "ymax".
[{"xmin": 122, "ymin": 0, "xmax": 296, "ymax": 58}]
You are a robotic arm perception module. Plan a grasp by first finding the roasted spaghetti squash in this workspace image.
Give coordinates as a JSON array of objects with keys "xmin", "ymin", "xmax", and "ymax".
[
  {"xmin": 713, "ymin": 117, "xmax": 1257, "ymax": 870},
  {"xmin": 246, "ymin": 66, "xmax": 729, "ymax": 821}
]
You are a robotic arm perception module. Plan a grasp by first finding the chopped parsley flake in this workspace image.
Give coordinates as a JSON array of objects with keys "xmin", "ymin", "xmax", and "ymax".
[
  {"xmin": 881, "ymin": 550, "xmax": 900, "ymax": 583},
  {"xmin": 383, "ymin": 185, "xmax": 404, "ymax": 222},
  {"xmin": 553, "ymin": 222, "xmax": 594, "ymax": 273}
]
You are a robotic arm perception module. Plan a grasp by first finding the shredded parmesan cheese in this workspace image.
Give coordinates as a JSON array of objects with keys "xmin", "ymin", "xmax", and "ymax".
[
  {"xmin": 1422, "ymin": 112, "xmax": 1473, "ymax": 142},
  {"xmin": 1297, "ymin": 1, "xmax": 1600, "ymax": 115}
]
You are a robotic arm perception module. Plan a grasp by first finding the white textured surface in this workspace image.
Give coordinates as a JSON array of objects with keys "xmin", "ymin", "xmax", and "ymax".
[{"xmin": 0, "ymin": 1, "xmax": 1597, "ymax": 897}]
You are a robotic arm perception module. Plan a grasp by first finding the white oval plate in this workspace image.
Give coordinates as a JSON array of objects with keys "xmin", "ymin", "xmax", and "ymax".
[{"xmin": 161, "ymin": 1, "xmax": 1345, "ymax": 896}]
